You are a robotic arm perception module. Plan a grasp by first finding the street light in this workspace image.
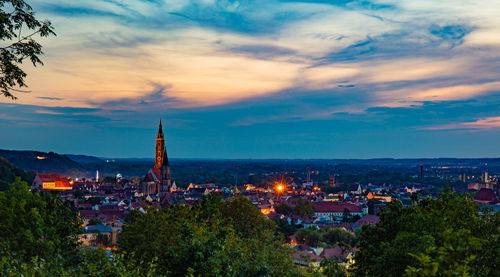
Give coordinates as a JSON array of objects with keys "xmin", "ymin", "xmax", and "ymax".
[{"xmin": 277, "ymin": 184, "xmax": 284, "ymax": 192}]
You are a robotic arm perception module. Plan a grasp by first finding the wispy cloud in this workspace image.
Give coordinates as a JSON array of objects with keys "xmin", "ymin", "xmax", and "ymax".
[
  {"xmin": 1, "ymin": 0, "xmax": 500, "ymax": 147},
  {"xmin": 36, "ymin": 96, "xmax": 63, "ymax": 101},
  {"xmin": 35, "ymin": 110, "xmax": 64, "ymax": 115},
  {"xmin": 423, "ymin": 116, "xmax": 500, "ymax": 130},
  {"xmin": 0, "ymin": 0, "xmax": 492, "ymax": 112}
]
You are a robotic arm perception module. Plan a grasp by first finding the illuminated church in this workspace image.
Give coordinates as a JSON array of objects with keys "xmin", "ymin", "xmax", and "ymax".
[{"xmin": 142, "ymin": 120, "xmax": 172, "ymax": 196}]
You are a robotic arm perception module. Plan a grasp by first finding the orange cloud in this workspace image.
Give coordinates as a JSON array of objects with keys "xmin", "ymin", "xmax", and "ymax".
[
  {"xmin": 2, "ymin": 0, "xmax": 500, "ymax": 113},
  {"xmin": 374, "ymin": 81, "xmax": 500, "ymax": 107},
  {"xmin": 423, "ymin": 116, "xmax": 500, "ymax": 130}
]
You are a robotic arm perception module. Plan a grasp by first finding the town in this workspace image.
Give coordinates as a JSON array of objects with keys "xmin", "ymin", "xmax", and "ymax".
[
  {"xmin": 28, "ymin": 120, "xmax": 500, "ymax": 269},
  {"xmin": 2, "ymin": 0, "xmax": 500, "ymax": 275}
]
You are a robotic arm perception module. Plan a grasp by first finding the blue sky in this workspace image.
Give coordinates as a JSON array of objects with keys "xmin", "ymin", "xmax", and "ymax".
[{"xmin": 1, "ymin": 0, "xmax": 500, "ymax": 158}]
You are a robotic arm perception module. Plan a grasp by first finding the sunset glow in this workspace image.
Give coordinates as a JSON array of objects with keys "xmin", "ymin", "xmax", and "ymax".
[{"xmin": 1, "ymin": 0, "xmax": 500, "ymax": 158}]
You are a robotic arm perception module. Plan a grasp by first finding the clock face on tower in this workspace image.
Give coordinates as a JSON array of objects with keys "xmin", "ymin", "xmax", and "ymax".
[{"xmin": 155, "ymin": 124, "xmax": 165, "ymax": 168}]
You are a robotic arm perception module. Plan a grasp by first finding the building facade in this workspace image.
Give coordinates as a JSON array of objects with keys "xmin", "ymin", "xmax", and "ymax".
[
  {"xmin": 32, "ymin": 173, "xmax": 72, "ymax": 190},
  {"xmin": 142, "ymin": 120, "xmax": 171, "ymax": 196}
]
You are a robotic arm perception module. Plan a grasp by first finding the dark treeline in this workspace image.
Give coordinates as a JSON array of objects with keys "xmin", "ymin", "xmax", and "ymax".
[
  {"xmin": 0, "ymin": 158, "xmax": 35, "ymax": 191},
  {"xmin": 2, "ymin": 148, "xmax": 497, "ymax": 188}
]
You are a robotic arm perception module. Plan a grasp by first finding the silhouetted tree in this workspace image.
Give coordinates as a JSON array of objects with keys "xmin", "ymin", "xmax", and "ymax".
[
  {"xmin": 292, "ymin": 198, "xmax": 315, "ymax": 217},
  {"xmin": 275, "ymin": 202, "xmax": 293, "ymax": 215},
  {"xmin": 0, "ymin": 0, "xmax": 55, "ymax": 99},
  {"xmin": 352, "ymin": 190, "xmax": 500, "ymax": 277},
  {"xmin": 118, "ymin": 195, "xmax": 298, "ymax": 276},
  {"xmin": 0, "ymin": 178, "xmax": 83, "ymax": 265}
]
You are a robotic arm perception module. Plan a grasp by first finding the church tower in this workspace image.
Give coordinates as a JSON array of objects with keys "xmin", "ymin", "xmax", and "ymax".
[
  {"xmin": 155, "ymin": 120, "xmax": 166, "ymax": 169},
  {"xmin": 160, "ymin": 148, "xmax": 171, "ymax": 191},
  {"xmin": 155, "ymin": 119, "xmax": 171, "ymax": 193},
  {"xmin": 143, "ymin": 120, "xmax": 172, "ymax": 197}
]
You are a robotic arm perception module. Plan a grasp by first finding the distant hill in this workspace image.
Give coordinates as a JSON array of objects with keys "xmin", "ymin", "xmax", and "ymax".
[
  {"xmin": 0, "ymin": 149, "xmax": 154, "ymax": 178},
  {"xmin": 65, "ymin": 154, "xmax": 105, "ymax": 164},
  {"xmin": 0, "ymin": 157, "xmax": 35, "ymax": 190},
  {"xmin": 0, "ymin": 149, "xmax": 84, "ymax": 176}
]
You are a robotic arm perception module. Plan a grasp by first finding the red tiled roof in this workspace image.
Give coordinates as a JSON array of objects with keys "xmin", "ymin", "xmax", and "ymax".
[
  {"xmin": 37, "ymin": 173, "xmax": 72, "ymax": 189},
  {"xmin": 79, "ymin": 209, "xmax": 126, "ymax": 222},
  {"xmin": 38, "ymin": 173, "xmax": 61, "ymax": 182},
  {"xmin": 319, "ymin": 223, "xmax": 355, "ymax": 232},
  {"xmin": 54, "ymin": 179, "xmax": 70, "ymax": 188},
  {"xmin": 474, "ymin": 188, "xmax": 497, "ymax": 202},
  {"xmin": 143, "ymin": 173, "xmax": 155, "ymax": 182},
  {"xmin": 320, "ymin": 246, "xmax": 350, "ymax": 260},
  {"xmin": 150, "ymin": 168, "xmax": 161, "ymax": 181},
  {"xmin": 312, "ymin": 202, "xmax": 362, "ymax": 213},
  {"xmin": 354, "ymin": 214, "xmax": 380, "ymax": 226},
  {"xmin": 292, "ymin": 251, "xmax": 321, "ymax": 263}
]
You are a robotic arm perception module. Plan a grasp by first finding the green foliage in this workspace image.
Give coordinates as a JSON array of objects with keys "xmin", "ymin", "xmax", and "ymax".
[
  {"xmin": 275, "ymin": 199, "xmax": 315, "ymax": 217},
  {"xmin": 293, "ymin": 198, "xmax": 316, "ymax": 217},
  {"xmin": 220, "ymin": 195, "xmax": 277, "ymax": 239},
  {"xmin": 7, "ymin": 176, "xmax": 495, "ymax": 277},
  {"xmin": 352, "ymin": 191, "xmax": 500, "ymax": 277},
  {"xmin": 0, "ymin": 0, "xmax": 55, "ymax": 99},
  {"xmin": 88, "ymin": 217, "xmax": 103, "ymax": 225},
  {"xmin": 73, "ymin": 189, "xmax": 85, "ymax": 199},
  {"xmin": 322, "ymin": 228, "xmax": 356, "ymax": 247},
  {"xmin": 274, "ymin": 218, "xmax": 300, "ymax": 238},
  {"xmin": 320, "ymin": 258, "xmax": 348, "ymax": 277},
  {"xmin": 342, "ymin": 208, "xmax": 351, "ymax": 222},
  {"xmin": 118, "ymin": 195, "xmax": 299, "ymax": 276},
  {"xmin": 297, "ymin": 228, "xmax": 321, "ymax": 247},
  {"xmin": 93, "ymin": 232, "xmax": 111, "ymax": 247},
  {"xmin": 0, "ymin": 178, "xmax": 83, "ymax": 264},
  {"xmin": 296, "ymin": 227, "xmax": 356, "ymax": 248},
  {"xmin": 0, "ymin": 178, "xmax": 160, "ymax": 275},
  {"xmin": 102, "ymin": 175, "xmax": 117, "ymax": 183},
  {"xmin": 0, "ymin": 248, "xmax": 157, "ymax": 276},
  {"xmin": 367, "ymin": 198, "xmax": 381, "ymax": 215},
  {"xmin": 276, "ymin": 202, "xmax": 293, "ymax": 215},
  {"xmin": 0, "ymin": 157, "xmax": 34, "ymax": 190},
  {"xmin": 86, "ymin": 197, "xmax": 102, "ymax": 205}
]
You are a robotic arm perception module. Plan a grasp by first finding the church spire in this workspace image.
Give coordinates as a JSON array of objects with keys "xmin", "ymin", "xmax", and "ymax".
[
  {"xmin": 162, "ymin": 149, "xmax": 169, "ymax": 167},
  {"xmin": 157, "ymin": 119, "xmax": 164, "ymax": 139},
  {"xmin": 155, "ymin": 118, "xmax": 166, "ymax": 168}
]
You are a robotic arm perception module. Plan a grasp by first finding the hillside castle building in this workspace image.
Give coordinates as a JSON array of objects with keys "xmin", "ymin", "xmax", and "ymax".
[{"xmin": 142, "ymin": 120, "xmax": 171, "ymax": 196}]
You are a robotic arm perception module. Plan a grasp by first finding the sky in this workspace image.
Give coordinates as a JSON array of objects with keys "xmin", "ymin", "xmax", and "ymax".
[{"xmin": 1, "ymin": 0, "xmax": 500, "ymax": 159}]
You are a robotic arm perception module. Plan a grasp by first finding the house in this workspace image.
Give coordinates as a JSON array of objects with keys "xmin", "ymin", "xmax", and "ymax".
[
  {"xmin": 324, "ymin": 194, "xmax": 340, "ymax": 201},
  {"xmin": 32, "ymin": 173, "xmax": 72, "ymax": 190},
  {"xmin": 354, "ymin": 214, "xmax": 380, "ymax": 227},
  {"xmin": 185, "ymin": 187, "xmax": 209, "ymax": 200},
  {"xmin": 312, "ymin": 202, "xmax": 364, "ymax": 220},
  {"xmin": 170, "ymin": 181, "xmax": 178, "ymax": 192},
  {"xmin": 286, "ymin": 215, "xmax": 316, "ymax": 227},
  {"xmin": 258, "ymin": 203, "xmax": 275, "ymax": 215},
  {"xmin": 319, "ymin": 245, "xmax": 350, "ymax": 261},
  {"xmin": 80, "ymin": 224, "xmax": 121, "ymax": 248},
  {"xmin": 319, "ymin": 246, "xmax": 358, "ymax": 268},
  {"xmin": 474, "ymin": 188, "xmax": 498, "ymax": 204},
  {"xmin": 350, "ymin": 184, "xmax": 363, "ymax": 195},
  {"xmin": 318, "ymin": 223, "xmax": 354, "ymax": 232},
  {"xmin": 292, "ymin": 245, "xmax": 322, "ymax": 268},
  {"xmin": 366, "ymin": 191, "xmax": 392, "ymax": 202}
]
